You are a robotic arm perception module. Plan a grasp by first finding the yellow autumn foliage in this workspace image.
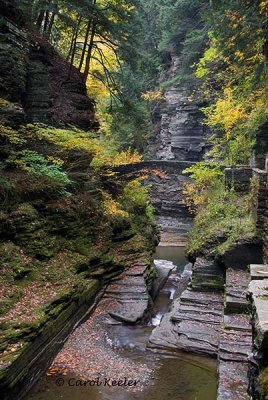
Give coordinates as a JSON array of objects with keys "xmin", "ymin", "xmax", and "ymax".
[
  {"xmin": 205, "ymin": 88, "xmax": 247, "ymax": 136},
  {"xmin": 141, "ymin": 89, "xmax": 164, "ymax": 101},
  {"xmin": 103, "ymin": 192, "xmax": 129, "ymax": 218}
]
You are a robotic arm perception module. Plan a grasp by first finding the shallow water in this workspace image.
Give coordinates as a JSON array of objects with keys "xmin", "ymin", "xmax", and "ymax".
[
  {"xmin": 154, "ymin": 246, "xmax": 187, "ymax": 272},
  {"xmin": 26, "ymin": 246, "xmax": 217, "ymax": 400}
]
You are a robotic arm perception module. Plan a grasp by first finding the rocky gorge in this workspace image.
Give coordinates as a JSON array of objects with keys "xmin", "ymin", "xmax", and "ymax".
[{"xmin": 1, "ymin": 2, "xmax": 268, "ymax": 400}]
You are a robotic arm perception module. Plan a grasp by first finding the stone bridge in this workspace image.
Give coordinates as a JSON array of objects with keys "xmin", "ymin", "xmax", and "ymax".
[{"xmin": 113, "ymin": 160, "xmax": 194, "ymax": 246}]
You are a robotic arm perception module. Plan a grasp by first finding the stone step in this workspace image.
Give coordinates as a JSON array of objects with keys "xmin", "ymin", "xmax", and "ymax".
[
  {"xmin": 125, "ymin": 265, "xmax": 148, "ymax": 276},
  {"xmin": 223, "ymin": 314, "xmax": 252, "ymax": 332},
  {"xmin": 225, "ymin": 295, "xmax": 249, "ymax": 314},
  {"xmin": 219, "ymin": 328, "xmax": 252, "ymax": 362},
  {"xmin": 174, "ymin": 303, "xmax": 223, "ymax": 316},
  {"xmin": 175, "ymin": 320, "xmax": 221, "ymax": 357},
  {"xmin": 248, "ymin": 280, "xmax": 268, "ymax": 352},
  {"xmin": 250, "ymin": 264, "xmax": 268, "ymax": 280},
  {"xmin": 180, "ymin": 289, "xmax": 223, "ymax": 308},
  {"xmin": 172, "ymin": 310, "xmax": 222, "ymax": 325},
  {"xmin": 225, "ymin": 269, "xmax": 250, "ymax": 313},
  {"xmin": 217, "ymin": 362, "xmax": 250, "ymax": 400},
  {"xmin": 191, "ymin": 258, "xmax": 225, "ymax": 292}
]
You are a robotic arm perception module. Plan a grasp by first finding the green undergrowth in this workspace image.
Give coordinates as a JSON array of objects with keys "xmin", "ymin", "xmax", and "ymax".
[
  {"xmin": 0, "ymin": 112, "xmax": 157, "ymax": 367},
  {"xmin": 184, "ymin": 164, "xmax": 256, "ymax": 258},
  {"xmin": 259, "ymin": 367, "xmax": 268, "ymax": 400}
]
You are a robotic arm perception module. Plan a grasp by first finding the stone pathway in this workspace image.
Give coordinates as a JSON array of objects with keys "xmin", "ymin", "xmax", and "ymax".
[
  {"xmin": 217, "ymin": 268, "xmax": 251, "ymax": 400},
  {"xmin": 148, "ymin": 262, "xmax": 253, "ymax": 400},
  {"xmin": 249, "ymin": 265, "xmax": 268, "ymax": 352},
  {"xmin": 149, "ymin": 287, "xmax": 224, "ymax": 357}
]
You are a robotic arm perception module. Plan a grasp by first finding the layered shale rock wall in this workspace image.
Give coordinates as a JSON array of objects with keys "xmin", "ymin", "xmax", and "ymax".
[
  {"xmin": 145, "ymin": 54, "xmax": 212, "ymax": 244},
  {"xmin": 113, "ymin": 161, "xmax": 193, "ymax": 245},
  {"xmin": 0, "ymin": 2, "xmax": 96, "ymax": 130},
  {"xmin": 149, "ymin": 56, "xmax": 210, "ymax": 162}
]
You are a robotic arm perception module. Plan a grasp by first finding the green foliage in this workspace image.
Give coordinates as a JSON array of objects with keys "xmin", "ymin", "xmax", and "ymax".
[
  {"xmin": 186, "ymin": 181, "xmax": 256, "ymax": 257},
  {"xmin": 194, "ymin": 1, "xmax": 268, "ymax": 165},
  {"xmin": 259, "ymin": 367, "xmax": 268, "ymax": 400},
  {"xmin": 9, "ymin": 150, "xmax": 71, "ymax": 185},
  {"xmin": 183, "ymin": 162, "xmax": 255, "ymax": 257},
  {"xmin": 119, "ymin": 179, "xmax": 155, "ymax": 222},
  {"xmin": 183, "ymin": 162, "xmax": 224, "ymax": 212},
  {"xmin": 0, "ymin": 124, "xmax": 26, "ymax": 145},
  {"xmin": 154, "ymin": 0, "xmax": 208, "ymax": 84}
]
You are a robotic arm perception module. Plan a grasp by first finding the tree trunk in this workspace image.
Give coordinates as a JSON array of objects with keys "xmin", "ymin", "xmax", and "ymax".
[
  {"xmin": 36, "ymin": 10, "xmax": 45, "ymax": 29},
  {"xmin": 43, "ymin": 10, "xmax": 50, "ymax": 35},
  {"xmin": 78, "ymin": 19, "xmax": 92, "ymax": 71},
  {"xmin": 46, "ymin": 12, "xmax": 54, "ymax": 38},
  {"xmin": 83, "ymin": 22, "xmax": 96, "ymax": 82},
  {"xmin": 67, "ymin": 16, "xmax": 82, "ymax": 80},
  {"xmin": 79, "ymin": 0, "xmax": 97, "ymax": 71}
]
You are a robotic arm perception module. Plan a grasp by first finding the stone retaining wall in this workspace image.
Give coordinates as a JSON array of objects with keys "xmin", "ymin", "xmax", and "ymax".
[{"xmin": 225, "ymin": 166, "xmax": 253, "ymax": 192}]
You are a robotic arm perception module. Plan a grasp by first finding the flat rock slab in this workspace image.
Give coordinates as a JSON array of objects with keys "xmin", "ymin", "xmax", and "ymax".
[
  {"xmin": 225, "ymin": 269, "xmax": 250, "ymax": 313},
  {"xmin": 219, "ymin": 328, "xmax": 252, "ymax": 362},
  {"xmin": 109, "ymin": 300, "xmax": 150, "ymax": 324},
  {"xmin": 191, "ymin": 258, "xmax": 225, "ymax": 292},
  {"xmin": 149, "ymin": 285, "xmax": 224, "ymax": 357},
  {"xmin": 226, "ymin": 269, "xmax": 250, "ymax": 289},
  {"xmin": 172, "ymin": 299, "xmax": 222, "ymax": 324},
  {"xmin": 175, "ymin": 320, "xmax": 221, "ymax": 356},
  {"xmin": 217, "ymin": 362, "xmax": 250, "ymax": 400},
  {"xmin": 148, "ymin": 314, "xmax": 219, "ymax": 356},
  {"xmin": 125, "ymin": 264, "xmax": 148, "ymax": 276},
  {"xmin": 249, "ymin": 280, "xmax": 268, "ymax": 351},
  {"xmin": 180, "ymin": 289, "xmax": 223, "ymax": 308},
  {"xmin": 223, "ymin": 314, "xmax": 252, "ymax": 332},
  {"xmin": 250, "ymin": 264, "xmax": 268, "ymax": 280},
  {"xmin": 148, "ymin": 313, "xmax": 181, "ymax": 351}
]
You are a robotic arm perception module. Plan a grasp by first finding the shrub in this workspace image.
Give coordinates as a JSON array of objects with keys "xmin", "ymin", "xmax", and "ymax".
[{"xmin": 8, "ymin": 150, "xmax": 71, "ymax": 186}]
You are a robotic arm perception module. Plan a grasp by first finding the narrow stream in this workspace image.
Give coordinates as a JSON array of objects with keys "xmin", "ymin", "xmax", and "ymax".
[{"xmin": 26, "ymin": 246, "xmax": 217, "ymax": 400}]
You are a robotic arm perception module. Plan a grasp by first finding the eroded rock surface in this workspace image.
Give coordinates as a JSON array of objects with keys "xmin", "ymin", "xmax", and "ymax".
[{"xmin": 149, "ymin": 56, "xmax": 210, "ymax": 162}]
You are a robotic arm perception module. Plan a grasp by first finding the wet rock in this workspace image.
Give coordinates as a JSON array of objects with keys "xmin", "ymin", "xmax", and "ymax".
[
  {"xmin": 150, "ymin": 259, "xmax": 175, "ymax": 299},
  {"xmin": 148, "ymin": 55, "xmax": 210, "ymax": 162},
  {"xmin": 222, "ymin": 238, "xmax": 263, "ymax": 269},
  {"xmin": 217, "ymin": 362, "xmax": 250, "ymax": 400},
  {"xmin": 148, "ymin": 313, "xmax": 182, "ymax": 353},
  {"xmin": 191, "ymin": 258, "xmax": 225, "ymax": 292},
  {"xmin": 250, "ymin": 264, "xmax": 268, "ymax": 280},
  {"xmin": 249, "ymin": 280, "xmax": 268, "ymax": 352},
  {"xmin": 109, "ymin": 301, "xmax": 150, "ymax": 325},
  {"xmin": 225, "ymin": 269, "xmax": 250, "ymax": 314}
]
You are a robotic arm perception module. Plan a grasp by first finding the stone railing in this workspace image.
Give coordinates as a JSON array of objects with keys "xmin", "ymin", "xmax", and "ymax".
[{"xmin": 112, "ymin": 160, "xmax": 194, "ymax": 175}]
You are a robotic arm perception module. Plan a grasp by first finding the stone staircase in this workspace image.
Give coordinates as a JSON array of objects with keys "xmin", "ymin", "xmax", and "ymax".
[
  {"xmin": 217, "ymin": 268, "xmax": 252, "ymax": 400},
  {"xmin": 148, "ymin": 260, "xmax": 253, "ymax": 399}
]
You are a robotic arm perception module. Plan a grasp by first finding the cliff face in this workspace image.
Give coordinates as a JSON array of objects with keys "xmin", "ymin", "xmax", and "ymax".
[
  {"xmin": 149, "ymin": 55, "xmax": 210, "ymax": 162},
  {"xmin": 0, "ymin": 4, "xmax": 158, "ymax": 399},
  {"xmin": 0, "ymin": 0, "xmax": 96, "ymax": 130}
]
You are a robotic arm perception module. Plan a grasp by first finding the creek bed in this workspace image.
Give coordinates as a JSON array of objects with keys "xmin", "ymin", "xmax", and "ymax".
[{"xmin": 26, "ymin": 246, "xmax": 217, "ymax": 400}]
